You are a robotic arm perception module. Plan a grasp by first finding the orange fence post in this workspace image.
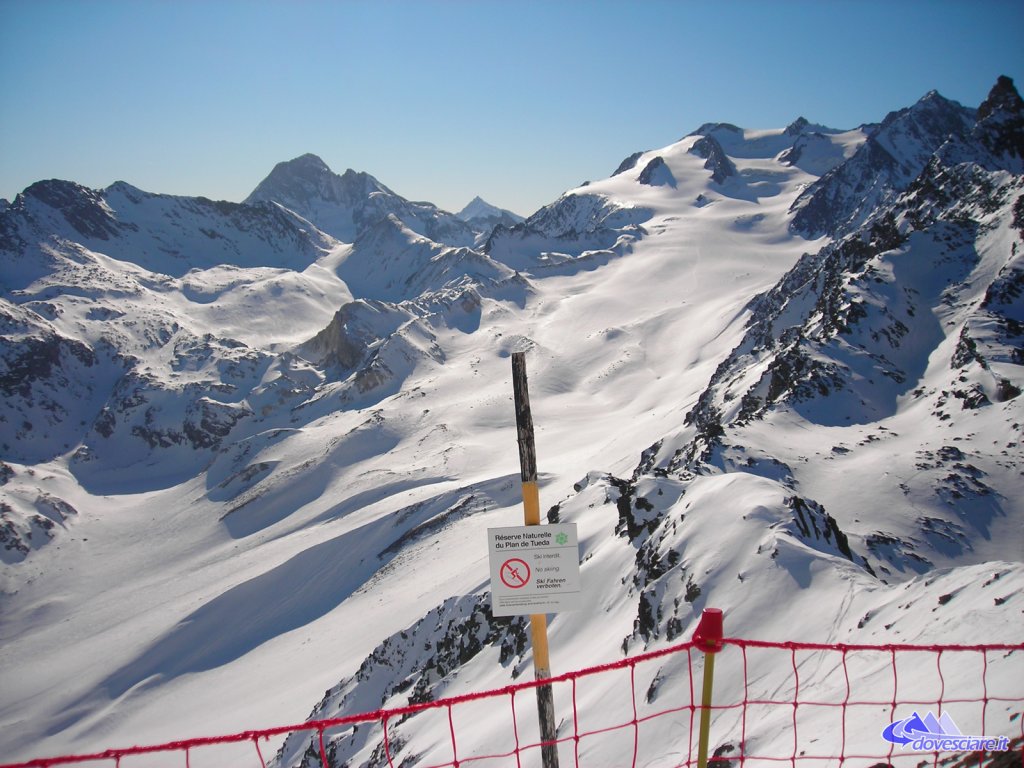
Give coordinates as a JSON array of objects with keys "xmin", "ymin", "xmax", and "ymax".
[{"xmin": 693, "ymin": 608, "xmax": 724, "ymax": 768}]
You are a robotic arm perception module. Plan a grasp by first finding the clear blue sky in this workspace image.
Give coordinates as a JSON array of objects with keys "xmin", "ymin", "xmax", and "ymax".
[{"xmin": 1, "ymin": 0, "xmax": 1021, "ymax": 216}]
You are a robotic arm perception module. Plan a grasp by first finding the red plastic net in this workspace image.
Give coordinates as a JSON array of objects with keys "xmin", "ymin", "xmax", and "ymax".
[{"xmin": 3, "ymin": 638, "xmax": 1021, "ymax": 768}]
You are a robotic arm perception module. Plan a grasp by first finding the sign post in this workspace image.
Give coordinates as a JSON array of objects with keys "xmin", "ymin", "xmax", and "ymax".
[{"xmin": 509, "ymin": 351, "xmax": 560, "ymax": 768}]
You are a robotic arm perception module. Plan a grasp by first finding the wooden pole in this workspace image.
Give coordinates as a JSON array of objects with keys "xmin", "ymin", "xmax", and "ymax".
[{"xmin": 511, "ymin": 351, "xmax": 560, "ymax": 768}]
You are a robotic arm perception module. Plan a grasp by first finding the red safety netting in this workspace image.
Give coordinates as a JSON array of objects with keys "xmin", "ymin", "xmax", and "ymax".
[{"xmin": 3, "ymin": 638, "xmax": 1021, "ymax": 768}]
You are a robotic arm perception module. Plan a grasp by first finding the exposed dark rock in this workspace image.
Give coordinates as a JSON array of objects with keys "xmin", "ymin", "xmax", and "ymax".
[
  {"xmin": 785, "ymin": 116, "xmax": 810, "ymax": 135},
  {"xmin": 791, "ymin": 89, "xmax": 974, "ymax": 238},
  {"xmin": 786, "ymin": 495, "xmax": 854, "ymax": 562},
  {"xmin": 24, "ymin": 180, "xmax": 124, "ymax": 240},
  {"xmin": 972, "ymin": 75, "xmax": 1024, "ymax": 167},
  {"xmin": 689, "ymin": 135, "xmax": 737, "ymax": 184},
  {"xmin": 0, "ymin": 334, "xmax": 95, "ymax": 398},
  {"xmin": 302, "ymin": 302, "xmax": 370, "ymax": 369},
  {"xmin": 276, "ymin": 594, "xmax": 528, "ymax": 767},
  {"xmin": 637, "ymin": 156, "xmax": 677, "ymax": 187},
  {"xmin": 978, "ymin": 75, "xmax": 1024, "ymax": 121},
  {"xmin": 608, "ymin": 475, "xmax": 660, "ymax": 542},
  {"xmin": 0, "ymin": 509, "xmax": 30, "ymax": 559},
  {"xmin": 613, "ymin": 150, "xmax": 645, "ymax": 176}
]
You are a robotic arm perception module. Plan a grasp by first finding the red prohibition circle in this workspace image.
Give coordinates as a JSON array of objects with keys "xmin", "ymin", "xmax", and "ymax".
[{"xmin": 500, "ymin": 558, "xmax": 530, "ymax": 589}]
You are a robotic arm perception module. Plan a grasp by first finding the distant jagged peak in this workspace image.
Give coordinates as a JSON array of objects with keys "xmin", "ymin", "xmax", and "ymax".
[
  {"xmin": 783, "ymin": 116, "xmax": 841, "ymax": 136},
  {"xmin": 688, "ymin": 121, "xmax": 743, "ymax": 138},
  {"xmin": 22, "ymin": 177, "xmax": 97, "ymax": 203},
  {"xmin": 243, "ymin": 154, "xmax": 477, "ymax": 246},
  {"xmin": 868, "ymin": 88, "xmax": 975, "ymax": 172},
  {"xmin": 286, "ymin": 152, "xmax": 332, "ymax": 174},
  {"xmin": 253, "ymin": 152, "xmax": 336, "ymax": 192},
  {"xmin": 790, "ymin": 85, "xmax": 980, "ymax": 238},
  {"xmin": 875, "ymin": 88, "xmax": 973, "ymax": 138},
  {"xmin": 689, "ymin": 117, "xmax": 833, "ymax": 144},
  {"xmin": 684, "ymin": 118, "xmax": 842, "ymax": 162},
  {"xmin": 458, "ymin": 195, "xmax": 491, "ymax": 215},
  {"xmin": 968, "ymin": 75, "xmax": 1024, "ymax": 169},
  {"xmin": 977, "ymin": 74, "xmax": 1023, "ymax": 120},
  {"xmin": 337, "ymin": 166, "xmax": 392, "ymax": 194},
  {"xmin": 277, "ymin": 153, "xmax": 382, "ymax": 189},
  {"xmin": 244, "ymin": 154, "xmax": 394, "ymax": 208},
  {"xmin": 460, "ymin": 195, "xmax": 503, "ymax": 219},
  {"xmin": 17, "ymin": 178, "xmax": 123, "ymax": 241},
  {"xmin": 104, "ymin": 179, "xmax": 149, "ymax": 197},
  {"xmin": 925, "ymin": 89, "xmax": 970, "ymax": 116},
  {"xmin": 785, "ymin": 116, "xmax": 810, "ymax": 135},
  {"xmin": 456, "ymin": 196, "xmax": 522, "ymax": 222}
]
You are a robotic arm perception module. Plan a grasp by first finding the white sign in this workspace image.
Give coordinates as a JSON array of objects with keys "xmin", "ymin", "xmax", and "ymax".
[{"xmin": 487, "ymin": 523, "xmax": 583, "ymax": 616}]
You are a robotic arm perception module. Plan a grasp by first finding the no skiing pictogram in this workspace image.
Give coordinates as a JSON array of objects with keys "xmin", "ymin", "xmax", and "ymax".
[
  {"xmin": 500, "ymin": 558, "xmax": 530, "ymax": 589},
  {"xmin": 487, "ymin": 523, "xmax": 582, "ymax": 616}
]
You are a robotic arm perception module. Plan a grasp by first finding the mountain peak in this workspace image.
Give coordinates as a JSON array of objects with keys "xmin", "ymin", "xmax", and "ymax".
[
  {"xmin": 245, "ymin": 154, "xmax": 336, "ymax": 201},
  {"xmin": 338, "ymin": 167, "xmax": 375, "ymax": 182},
  {"xmin": 247, "ymin": 155, "xmax": 416, "ymax": 208},
  {"xmin": 19, "ymin": 179, "xmax": 123, "ymax": 241},
  {"xmin": 789, "ymin": 86, "xmax": 976, "ymax": 238},
  {"xmin": 878, "ymin": 88, "xmax": 968, "ymax": 133},
  {"xmin": 785, "ymin": 116, "xmax": 810, "ymax": 135},
  {"xmin": 457, "ymin": 196, "xmax": 497, "ymax": 219},
  {"xmin": 243, "ymin": 155, "xmax": 393, "ymax": 240},
  {"xmin": 241, "ymin": 155, "xmax": 479, "ymax": 246},
  {"xmin": 978, "ymin": 75, "xmax": 1024, "ymax": 120},
  {"xmin": 254, "ymin": 153, "xmax": 335, "ymax": 187},
  {"xmin": 688, "ymin": 121, "xmax": 743, "ymax": 138},
  {"xmin": 290, "ymin": 153, "xmax": 331, "ymax": 172},
  {"xmin": 456, "ymin": 196, "xmax": 524, "ymax": 227},
  {"xmin": 970, "ymin": 75, "xmax": 1024, "ymax": 168}
]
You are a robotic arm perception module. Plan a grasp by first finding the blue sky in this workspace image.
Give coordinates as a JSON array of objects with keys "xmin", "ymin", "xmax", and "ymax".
[{"xmin": 1, "ymin": 0, "xmax": 1021, "ymax": 216}]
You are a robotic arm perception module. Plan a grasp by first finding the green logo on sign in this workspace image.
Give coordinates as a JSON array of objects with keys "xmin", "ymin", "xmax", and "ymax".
[{"xmin": 556, "ymin": 532, "xmax": 569, "ymax": 545}]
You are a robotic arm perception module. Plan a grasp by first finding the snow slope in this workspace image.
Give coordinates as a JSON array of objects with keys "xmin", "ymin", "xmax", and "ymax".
[{"xmin": 0, "ymin": 78, "xmax": 1022, "ymax": 766}]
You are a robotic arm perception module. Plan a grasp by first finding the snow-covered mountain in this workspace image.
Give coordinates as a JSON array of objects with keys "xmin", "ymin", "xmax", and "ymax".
[
  {"xmin": 457, "ymin": 196, "xmax": 525, "ymax": 245},
  {"xmin": 244, "ymin": 153, "xmax": 482, "ymax": 247},
  {"xmin": 1, "ymin": 178, "xmax": 335, "ymax": 281},
  {"xmin": 457, "ymin": 195, "xmax": 524, "ymax": 226},
  {"xmin": 1, "ymin": 77, "xmax": 1022, "ymax": 766}
]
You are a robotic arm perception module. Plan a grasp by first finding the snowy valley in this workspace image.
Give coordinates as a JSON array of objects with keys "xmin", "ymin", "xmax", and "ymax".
[{"xmin": 1, "ymin": 77, "xmax": 1022, "ymax": 766}]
